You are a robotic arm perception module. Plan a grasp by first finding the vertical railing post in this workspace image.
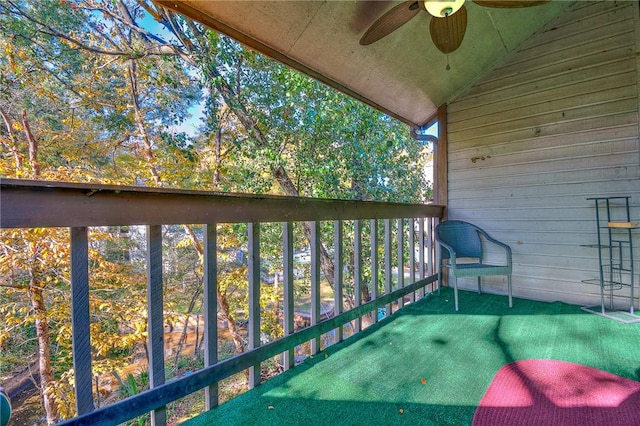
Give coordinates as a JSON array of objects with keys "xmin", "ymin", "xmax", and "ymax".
[
  {"xmin": 418, "ymin": 218, "xmax": 425, "ymax": 298},
  {"xmin": 434, "ymin": 218, "xmax": 441, "ymax": 293},
  {"xmin": 426, "ymin": 218, "xmax": 435, "ymax": 293},
  {"xmin": 204, "ymin": 224, "xmax": 218, "ymax": 410},
  {"xmin": 146, "ymin": 225, "xmax": 166, "ymax": 426},
  {"xmin": 397, "ymin": 218, "xmax": 404, "ymax": 309},
  {"xmin": 248, "ymin": 223, "xmax": 261, "ymax": 388},
  {"xmin": 384, "ymin": 219, "xmax": 392, "ymax": 316},
  {"xmin": 333, "ymin": 220, "xmax": 344, "ymax": 343},
  {"xmin": 370, "ymin": 219, "xmax": 378, "ymax": 324},
  {"xmin": 353, "ymin": 220, "xmax": 362, "ymax": 332},
  {"xmin": 70, "ymin": 227, "xmax": 94, "ymax": 416},
  {"xmin": 409, "ymin": 218, "xmax": 416, "ymax": 303},
  {"xmin": 310, "ymin": 221, "xmax": 321, "ymax": 354},
  {"xmin": 283, "ymin": 222, "xmax": 295, "ymax": 370}
]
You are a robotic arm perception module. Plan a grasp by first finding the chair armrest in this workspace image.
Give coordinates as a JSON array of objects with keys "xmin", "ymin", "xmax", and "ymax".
[
  {"xmin": 436, "ymin": 239, "xmax": 458, "ymax": 266},
  {"xmin": 477, "ymin": 229, "xmax": 512, "ymax": 265}
]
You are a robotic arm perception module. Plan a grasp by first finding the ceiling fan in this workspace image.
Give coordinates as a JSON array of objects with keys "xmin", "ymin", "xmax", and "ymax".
[{"xmin": 360, "ymin": 0, "xmax": 550, "ymax": 55}]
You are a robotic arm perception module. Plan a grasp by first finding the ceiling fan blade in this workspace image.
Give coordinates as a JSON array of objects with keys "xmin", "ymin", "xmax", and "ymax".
[
  {"xmin": 360, "ymin": 1, "xmax": 422, "ymax": 46},
  {"xmin": 429, "ymin": 5, "xmax": 467, "ymax": 54},
  {"xmin": 474, "ymin": 0, "xmax": 550, "ymax": 8}
]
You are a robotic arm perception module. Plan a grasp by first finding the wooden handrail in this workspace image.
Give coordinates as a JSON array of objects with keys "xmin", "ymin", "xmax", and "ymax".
[{"xmin": 0, "ymin": 179, "xmax": 444, "ymax": 228}]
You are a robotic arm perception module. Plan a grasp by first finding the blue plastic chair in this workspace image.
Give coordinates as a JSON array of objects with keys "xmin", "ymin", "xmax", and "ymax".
[{"xmin": 435, "ymin": 220, "xmax": 512, "ymax": 311}]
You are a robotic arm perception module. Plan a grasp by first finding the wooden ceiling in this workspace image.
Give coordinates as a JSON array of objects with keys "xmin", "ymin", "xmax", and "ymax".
[{"xmin": 155, "ymin": 1, "xmax": 572, "ymax": 127}]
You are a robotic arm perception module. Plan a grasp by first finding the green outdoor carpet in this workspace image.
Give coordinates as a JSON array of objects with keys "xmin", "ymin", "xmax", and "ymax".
[{"xmin": 182, "ymin": 288, "xmax": 640, "ymax": 426}]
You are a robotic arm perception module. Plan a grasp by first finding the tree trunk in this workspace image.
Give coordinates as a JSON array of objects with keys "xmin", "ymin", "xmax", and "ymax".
[
  {"xmin": 29, "ymin": 264, "xmax": 58, "ymax": 425},
  {"xmin": 172, "ymin": 284, "xmax": 202, "ymax": 369},
  {"xmin": 22, "ymin": 110, "xmax": 39, "ymax": 178},
  {"xmin": 23, "ymin": 117, "xmax": 58, "ymax": 423},
  {"xmin": 217, "ymin": 294, "xmax": 245, "ymax": 354},
  {"xmin": 0, "ymin": 107, "xmax": 23, "ymax": 170},
  {"xmin": 213, "ymin": 125, "xmax": 222, "ymax": 188},
  {"xmin": 128, "ymin": 59, "xmax": 161, "ymax": 186},
  {"xmin": 184, "ymin": 225, "xmax": 246, "ymax": 355}
]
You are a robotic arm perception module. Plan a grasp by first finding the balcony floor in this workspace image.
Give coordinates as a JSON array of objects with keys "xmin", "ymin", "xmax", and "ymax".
[{"xmin": 182, "ymin": 287, "xmax": 640, "ymax": 425}]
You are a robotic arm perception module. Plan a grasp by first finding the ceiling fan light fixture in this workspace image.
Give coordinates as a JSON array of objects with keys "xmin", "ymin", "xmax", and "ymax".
[{"xmin": 424, "ymin": 0, "xmax": 465, "ymax": 17}]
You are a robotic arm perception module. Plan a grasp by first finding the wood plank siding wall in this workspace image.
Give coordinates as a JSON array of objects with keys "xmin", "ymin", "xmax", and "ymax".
[{"xmin": 445, "ymin": 1, "xmax": 640, "ymax": 306}]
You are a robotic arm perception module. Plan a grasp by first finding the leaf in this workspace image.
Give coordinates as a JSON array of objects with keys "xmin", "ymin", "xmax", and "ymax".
[{"xmin": 126, "ymin": 373, "xmax": 139, "ymax": 396}]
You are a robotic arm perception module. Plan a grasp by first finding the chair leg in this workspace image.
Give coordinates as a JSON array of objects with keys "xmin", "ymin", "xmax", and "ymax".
[
  {"xmin": 477, "ymin": 276, "xmax": 482, "ymax": 294},
  {"xmin": 508, "ymin": 274, "xmax": 513, "ymax": 308},
  {"xmin": 437, "ymin": 266, "xmax": 442, "ymax": 296},
  {"xmin": 453, "ymin": 275, "xmax": 459, "ymax": 311}
]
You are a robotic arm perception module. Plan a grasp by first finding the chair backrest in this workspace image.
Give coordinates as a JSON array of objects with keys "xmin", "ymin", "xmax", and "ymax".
[{"xmin": 436, "ymin": 220, "xmax": 483, "ymax": 259}]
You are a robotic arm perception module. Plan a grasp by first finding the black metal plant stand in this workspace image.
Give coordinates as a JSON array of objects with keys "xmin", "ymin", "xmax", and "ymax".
[{"xmin": 582, "ymin": 196, "xmax": 639, "ymax": 323}]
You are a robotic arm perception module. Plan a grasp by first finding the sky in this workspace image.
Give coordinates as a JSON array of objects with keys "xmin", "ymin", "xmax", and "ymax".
[{"xmin": 139, "ymin": 10, "xmax": 205, "ymax": 137}]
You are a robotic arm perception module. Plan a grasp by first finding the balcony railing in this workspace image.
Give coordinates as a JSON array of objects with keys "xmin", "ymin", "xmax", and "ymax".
[{"xmin": 0, "ymin": 178, "xmax": 444, "ymax": 426}]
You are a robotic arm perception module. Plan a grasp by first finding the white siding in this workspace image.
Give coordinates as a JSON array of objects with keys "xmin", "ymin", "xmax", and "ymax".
[{"xmin": 446, "ymin": 1, "xmax": 640, "ymax": 306}]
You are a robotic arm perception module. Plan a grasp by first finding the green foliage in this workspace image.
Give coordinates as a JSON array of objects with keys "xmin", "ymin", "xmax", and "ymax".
[
  {"xmin": 113, "ymin": 372, "xmax": 142, "ymax": 399},
  {"xmin": 200, "ymin": 36, "xmax": 431, "ymax": 201},
  {"xmin": 113, "ymin": 372, "xmax": 149, "ymax": 426}
]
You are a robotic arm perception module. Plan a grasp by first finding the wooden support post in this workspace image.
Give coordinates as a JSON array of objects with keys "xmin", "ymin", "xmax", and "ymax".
[
  {"xmin": 146, "ymin": 225, "xmax": 166, "ymax": 426},
  {"xmin": 204, "ymin": 224, "xmax": 218, "ymax": 410},
  {"xmin": 70, "ymin": 227, "xmax": 94, "ymax": 415},
  {"xmin": 248, "ymin": 223, "xmax": 261, "ymax": 388},
  {"xmin": 435, "ymin": 103, "xmax": 448, "ymax": 211},
  {"xmin": 634, "ymin": 3, "xmax": 640, "ymax": 172},
  {"xmin": 283, "ymin": 222, "xmax": 295, "ymax": 370},
  {"xmin": 310, "ymin": 221, "xmax": 321, "ymax": 354}
]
